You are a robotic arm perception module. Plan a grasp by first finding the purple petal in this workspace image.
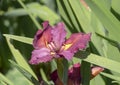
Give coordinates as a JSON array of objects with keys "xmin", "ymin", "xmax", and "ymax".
[
  {"xmin": 59, "ymin": 50, "xmax": 74, "ymax": 60},
  {"xmin": 68, "ymin": 63, "xmax": 81, "ymax": 83},
  {"xmin": 33, "ymin": 21, "xmax": 52, "ymax": 49},
  {"xmin": 29, "ymin": 48, "xmax": 52, "ymax": 64},
  {"xmin": 51, "ymin": 22, "xmax": 67, "ymax": 49},
  {"xmin": 65, "ymin": 33, "xmax": 91, "ymax": 53},
  {"xmin": 42, "ymin": 21, "xmax": 49, "ymax": 29},
  {"xmin": 50, "ymin": 70, "xmax": 58, "ymax": 83}
]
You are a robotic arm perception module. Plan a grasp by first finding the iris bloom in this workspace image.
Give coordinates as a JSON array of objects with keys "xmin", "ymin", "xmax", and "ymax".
[
  {"xmin": 50, "ymin": 63, "xmax": 104, "ymax": 85},
  {"xmin": 29, "ymin": 21, "xmax": 91, "ymax": 64}
]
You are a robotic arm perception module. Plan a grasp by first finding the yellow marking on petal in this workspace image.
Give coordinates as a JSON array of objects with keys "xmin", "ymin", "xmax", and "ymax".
[
  {"xmin": 51, "ymin": 52, "xmax": 55, "ymax": 55},
  {"xmin": 64, "ymin": 43, "xmax": 72, "ymax": 50}
]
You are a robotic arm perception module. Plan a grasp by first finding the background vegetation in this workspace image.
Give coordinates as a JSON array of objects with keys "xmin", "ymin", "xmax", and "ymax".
[{"xmin": 1, "ymin": 0, "xmax": 120, "ymax": 85}]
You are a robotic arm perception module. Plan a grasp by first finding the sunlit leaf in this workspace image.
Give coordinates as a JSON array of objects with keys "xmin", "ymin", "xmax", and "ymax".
[
  {"xmin": 101, "ymin": 72, "xmax": 120, "ymax": 82},
  {"xmin": 4, "ymin": 37, "xmax": 37, "ymax": 80},
  {"xmin": 9, "ymin": 60, "xmax": 39, "ymax": 85},
  {"xmin": 96, "ymin": 33, "xmax": 120, "ymax": 51},
  {"xmin": 74, "ymin": 53, "xmax": 120, "ymax": 74},
  {"xmin": 27, "ymin": 2, "xmax": 60, "ymax": 25},
  {"xmin": 85, "ymin": 0, "xmax": 120, "ymax": 43},
  {"xmin": 4, "ymin": 8, "xmax": 27, "ymax": 17},
  {"xmin": 3, "ymin": 34, "xmax": 33, "ymax": 45},
  {"xmin": 0, "ymin": 73, "xmax": 14, "ymax": 85}
]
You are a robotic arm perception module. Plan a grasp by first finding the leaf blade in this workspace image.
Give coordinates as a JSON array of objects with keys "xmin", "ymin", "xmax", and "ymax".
[{"xmin": 4, "ymin": 37, "xmax": 37, "ymax": 80}]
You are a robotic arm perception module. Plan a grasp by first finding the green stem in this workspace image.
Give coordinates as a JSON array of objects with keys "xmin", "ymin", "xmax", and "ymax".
[{"xmin": 56, "ymin": 58, "xmax": 69, "ymax": 85}]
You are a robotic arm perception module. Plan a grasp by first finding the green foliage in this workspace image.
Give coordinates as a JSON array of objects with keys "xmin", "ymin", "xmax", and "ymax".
[
  {"xmin": 56, "ymin": 59, "xmax": 69, "ymax": 85},
  {"xmin": 81, "ymin": 61, "xmax": 91, "ymax": 85},
  {"xmin": 9, "ymin": 60, "xmax": 39, "ymax": 85},
  {"xmin": 1, "ymin": 0, "xmax": 120, "ymax": 85},
  {"xmin": 0, "ymin": 73, "xmax": 14, "ymax": 85}
]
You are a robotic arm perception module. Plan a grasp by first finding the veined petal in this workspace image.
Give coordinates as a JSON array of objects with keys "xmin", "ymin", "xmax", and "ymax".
[
  {"xmin": 29, "ymin": 48, "xmax": 52, "ymax": 64},
  {"xmin": 51, "ymin": 22, "xmax": 67, "ymax": 49},
  {"xmin": 65, "ymin": 33, "xmax": 91, "ymax": 53},
  {"xmin": 33, "ymin": 21, "xmax": 52, "ymax": 49},
  {"xmin": 59, "ymin": 50, "xmax": 74, "ymax": 60}
]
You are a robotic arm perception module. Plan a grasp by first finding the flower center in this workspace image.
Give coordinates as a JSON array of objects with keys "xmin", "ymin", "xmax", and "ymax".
[{"xmin": 47, "ymin": 42, "xmax": 58, "ymax": 56}]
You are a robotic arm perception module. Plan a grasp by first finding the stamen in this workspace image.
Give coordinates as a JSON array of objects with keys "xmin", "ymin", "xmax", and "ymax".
[
  {"xmin": 51, "ymin": 52, "xmax": 55, "ymax": 55},
  {"xmin": 47, "ymin": 42, "xmax": 57, "ymax": 52},
  {"xmin": 50, "ymin": 42, "xmax": 56, "ymax": 50},
  {"xmin": 48, "ymin": 44, "xmax": 53, "ymax": 51}
]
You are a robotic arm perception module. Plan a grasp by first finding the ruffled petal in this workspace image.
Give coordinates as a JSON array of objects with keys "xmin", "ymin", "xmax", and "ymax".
[
  {"xmin": 59, "ymin": 50, "xmax": 74, "ymax": 60},
  {"xmin": 65, "ymin": 33, "xmax": 91, "ymax": 53},
  {"xmin": 33, "ymin": 21, "xmax": 52, "ymax": 49},
  {"xmin": 51, "ymin": 22, "xmax": 67, "ymax": 49},
  {"xmin": 29, "ymin": 48, "xmax": 52, "ymax": 64}
]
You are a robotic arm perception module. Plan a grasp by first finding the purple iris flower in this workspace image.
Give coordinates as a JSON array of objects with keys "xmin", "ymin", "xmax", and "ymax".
[
  {"xmin": 29, "ymin": 21, "xmax": 91, "ymax": 64},
  {"xmin": 50, "ymin": 63, "xmax": 104, "ymax": 85}
]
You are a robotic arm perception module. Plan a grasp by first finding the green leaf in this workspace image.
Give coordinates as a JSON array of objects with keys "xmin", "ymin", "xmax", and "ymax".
[
  {"xmin": 3, "ymin": 34, "xmax": 33, "ymax": 45},
  {"xmin": 56, "ymin": 58, "xmax": 69, "ymax": 85},
  {"xmin": 9, "ymin": 60, "xmax": 39, "ymax": 85},
  {"xmin": 27, "ymin": 2, "xmax": 60, "ymax": 25},
  {"xmin": 74, "ymin": 53, "xmax": 120, "ymax": 75},
  {"xmin": 57, "ymin": 0, "xmax": 80, "ymax": 32},
  {"xmin": 85, "ymin": 0, "xmax": 120, "ymax": 43},
  {"xmin": 0, "ymin": 81, "xmax": 7, "ymax": 85},
  {"xmin": 6, "ymin": 68, "xmax": 31, "ymax": 85},
  {"xmin": 0, "ymin": 73, "xmax": 14, "ymax": 85},
  {"xmin": 17, "ymin": 0, "xmax": 41, "ymax": 29},
  {"xmin": 81, "ymin": 61, "xmax": 91, "ymax": 85},
  {"xmin": 90, "ymin": 75, "xmax": 106, "ymax": 85},
  {"xmin": 101, "ymin": 72, "xmax": 120, "ymax": 82},
  {"xmin": 40, "ymin": 68, "xmax": 50, "ymax": 84},
  {"xmin": 4, "ymin": 8, "xmax": 27, "ymax": 17},
  {"xmin": 4, "ymin": 37, "xmax": 37, "ymax": 80},
  {"xmin": 112, "ymin": 0, "xmax": 120, "ymax": 15},
  {"xmin": 96, "ymin": 33, "xmax": 120, "ymax": 52},
  {"xmin": 6, "ymin": 1, "xmax": 60, "ymax": 26}
]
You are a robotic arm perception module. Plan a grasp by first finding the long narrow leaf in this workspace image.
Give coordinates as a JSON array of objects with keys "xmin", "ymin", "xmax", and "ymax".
[
  {"xmin": 85, "ymin": 0, "xmax": 120, "ymax": 42},
  {"xmin": 27, "ymin": 3, "xmax": 60, "ymax": 25},
  {"xmin": 101, "ymin": 72, "xmax": 120, "ymax": 82},
  {"xmin": 40, "ymin": 68, "xmax": 50, "ymax": 84},
  {"xmin": 74, "ymin": 53, "xmax": 120, "ymax": 74},
  {"xmin": 4, "ymin": 37, "xmax": 37, "ymax": 80},
  {"xmin": 9, "ymin": 60, "xmax": 39, "ymax": 85},
  {"xmin": 0, "ymin": 73, "xmax": 14, "ymax": 85},
  {"xmin": 17, "ymin": 0, "xmax": 41, "ymax": 29},
  {"xmin": 56, "ymin": 58, "xmax": 68, "ymax": 85},
  {"xmin": 3, "ymin": 34, "xmax": 33, "ymax": 45},
  {"xmin": 81, "ymin": 61, "xmax": 91, "ymax": 85},
  {"xmin": 96, "ymin": 33, "xmax": 120, "ymax": 51}
]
